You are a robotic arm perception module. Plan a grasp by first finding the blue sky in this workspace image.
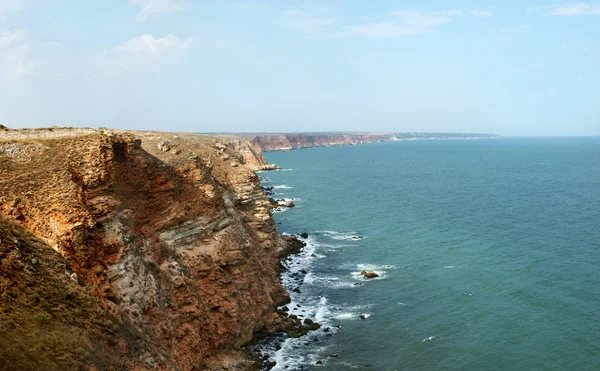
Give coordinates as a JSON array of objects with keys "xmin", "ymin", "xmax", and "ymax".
[{"xmin": 0, "ymin": 0, "xmax": 598, "ymax": 135}]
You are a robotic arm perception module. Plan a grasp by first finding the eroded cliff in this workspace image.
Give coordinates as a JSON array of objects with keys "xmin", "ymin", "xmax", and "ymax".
[
  {"xmin": 0, "ymin": 129, "xmax": 289, "ymax": 370},
  {"xmin": 246, "ymin": 133, "xmax": 397, "ymax": 151}
]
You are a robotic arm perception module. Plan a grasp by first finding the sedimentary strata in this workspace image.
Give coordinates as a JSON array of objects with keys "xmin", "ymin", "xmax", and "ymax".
[{"xmin": 0, "ymin": 128, "xmax": 295, "ymax": 370}]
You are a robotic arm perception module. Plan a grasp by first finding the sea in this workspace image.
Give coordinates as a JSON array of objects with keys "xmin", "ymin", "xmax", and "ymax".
[{"xmin": 255, "ymin": 137, "xmax": 600, "ymax": 371}]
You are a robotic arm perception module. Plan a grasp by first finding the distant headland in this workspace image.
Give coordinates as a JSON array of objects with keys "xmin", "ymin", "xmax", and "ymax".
[{"xmin": 239, "ymin": 132, "xmax": 501, "ymax": 152}]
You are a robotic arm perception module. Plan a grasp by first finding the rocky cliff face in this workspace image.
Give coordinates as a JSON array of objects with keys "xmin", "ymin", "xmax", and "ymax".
[
  {"xmin": 0, "ymin": 129, "xmax": 290, "ymax": 370},
  {"xmin": 247, "ymin": 133, "xmax": 397, "ymax": 152}
]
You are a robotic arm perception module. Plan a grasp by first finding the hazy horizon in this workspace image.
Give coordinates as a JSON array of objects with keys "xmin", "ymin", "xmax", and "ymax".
[{"xmin": 1, "ymin": 1, "xmax": 598, "ymax": 136}]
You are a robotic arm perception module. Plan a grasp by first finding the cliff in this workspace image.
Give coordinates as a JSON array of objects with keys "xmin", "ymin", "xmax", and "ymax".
[
  {"xmin": 244, "ymin": 132, "xmax": 502, "ymax": 152},
  {"xmin": 246, "ymin": 133, "xmax": 397, "ymax": 151},
  {"xmin": 0, "ymin": 129, "xmax": 289, "ymax": 370}
]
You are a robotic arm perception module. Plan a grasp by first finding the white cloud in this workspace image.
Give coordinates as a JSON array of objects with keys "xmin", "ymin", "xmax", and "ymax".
[
  {"xmin": 0, "ymin": 29, "xmax": 39, "ymax": 78},
  {"xmin": 278, "ymin": 8, "xmax": 493, "ymax": 39},
  {"xmin": 277, "ymin": 10, "xmax": 336, "ymax": 33},
  {"xmin": 349, "ymin": 11, "xmax": 451, "ymax": 38},
  {"xmin": 497, "ymin": 24, "xmax": 532, "ymax": 40},
  {"xmin": 349, "ymin": 22, "xmax": 414, "ymax": 38},
  {"xmin": 115, "ymin": 34, "xmax": 192, "ymax": 56},
  {"xmin": 392, "ymin": 10, "xmax": 453, "ymax": 32},
  {"xmin": 0, "ymin": 0, "xmax": 30, "ymax": 13},
  {"xmin": 349, "ymin": 10, "xmax": 467, "ymax": 38},
  {"xmin": 226, "ymin": 1, "xmax": 270, "ymax": 9},
  {"xmin": 550, "ymin": 3, "xmax": 600, "ymax": 15},
  {"xmin": 469, "ymin": 8, "xmax": 493, "ymax": 17},
  {"xmin": 130, "ymin": 0, "xmax": 189, "ymax": 21}
]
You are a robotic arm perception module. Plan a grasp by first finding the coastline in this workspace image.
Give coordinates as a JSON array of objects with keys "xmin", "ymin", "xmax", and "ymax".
[
  {"xmin": 244, "ymin": 132, "xmax": 502, "ymax": 152},
  {"xmin": 0, "ymin": 127, "xmax": 310, "ymax": 370}
]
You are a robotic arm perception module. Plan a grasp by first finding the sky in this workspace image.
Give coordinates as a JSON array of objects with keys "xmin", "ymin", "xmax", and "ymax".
[{"xmin": 0, "ymin": 1, "xmax": 599, "ymax": 136}]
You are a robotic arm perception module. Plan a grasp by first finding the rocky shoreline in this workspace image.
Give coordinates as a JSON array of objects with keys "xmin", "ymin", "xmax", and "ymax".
[{"xmin": 0, "ymin": 127, "xmax": 315, "ymax": 370}]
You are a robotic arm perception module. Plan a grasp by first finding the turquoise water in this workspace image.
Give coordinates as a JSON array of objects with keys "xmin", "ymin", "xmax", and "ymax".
[{"xmin": 258, "ymin": 138, "xmax": 600, "ymax": 370}]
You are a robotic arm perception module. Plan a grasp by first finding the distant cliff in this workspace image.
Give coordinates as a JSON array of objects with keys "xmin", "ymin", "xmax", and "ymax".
[
  {"xmin": 245, "ymin": 132, "xmax": 500, "ymax": 152},
  {"xmin": 246, "ymin": 133, "xmax": 398, "ymax": 152}
]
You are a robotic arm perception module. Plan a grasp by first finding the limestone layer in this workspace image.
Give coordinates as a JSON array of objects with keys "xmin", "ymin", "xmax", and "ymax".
[{"xmin": 0, "ymin": 129, "xmax": 290, "ymax": 370}]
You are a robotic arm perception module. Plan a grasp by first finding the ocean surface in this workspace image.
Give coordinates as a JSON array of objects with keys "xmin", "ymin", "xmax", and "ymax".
[{"xmin": 256, "ymin": 138, "xmax": 600, "ymax": 371}]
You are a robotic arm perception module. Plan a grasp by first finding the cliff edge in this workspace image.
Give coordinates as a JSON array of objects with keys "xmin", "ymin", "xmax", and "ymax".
[
  {"xmin": 245, "ymin": 133, "xmax": 397, "ymax": 152},
  {"xmin": 0, "ymin": 128, "xmax": 289, "ymax": 370}
]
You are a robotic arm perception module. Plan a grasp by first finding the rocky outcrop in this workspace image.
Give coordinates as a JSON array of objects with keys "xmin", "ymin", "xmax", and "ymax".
[
  {"xmin": 361, "ymin": 271, "xmax": 379, "ymax": 279},
  {"xmin": 0, "ymin": 215, "xmax": 162, "ymax": 370},
  {"xmin": 246, "ymin": 133, "xmax": 397, "ymax": 152},
  {"xmin": 0, "ymin": 128, "xmax": 292, "ymax": 370}
]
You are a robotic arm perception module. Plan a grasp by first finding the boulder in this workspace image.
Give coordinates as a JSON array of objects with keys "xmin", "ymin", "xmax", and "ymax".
[
  {"xmin": 360, "ymin": 271, "xmax": 379, "ymax": 279},
  {"xmin": 157, "ymin": 140, "xmax": 171, "ymax": 152},
  {"xmin": 307, "ymin": 323, "xmax": 321, "ymax": 330},
  {"xmin": 287, "ymin": 331, "xmax": 301, "ymax": 338},
  {"xmin": 286, "ymin": 201, "xmax": 295, "ymax": 208},
  {"xmin": 300, "ymin": 232, "xmax": 309, "ymax": 238}
]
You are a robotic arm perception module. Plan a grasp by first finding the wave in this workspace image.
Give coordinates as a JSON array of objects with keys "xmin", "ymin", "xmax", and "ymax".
[
  {"xmin": 273, "ymin": 185, "xmax": 293, "ymax": 189},
  {"xmin": 318, "ymin": 230, "xmax": 366, "ymax": 241},
  {"xmin": 357, "ymin": 263, "xmax": 396, "ymax": 271}
]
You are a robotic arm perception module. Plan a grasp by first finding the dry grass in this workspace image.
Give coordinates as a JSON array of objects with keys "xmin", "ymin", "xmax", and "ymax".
[{"xmin": 0, "ymin": 216, "xmax": 157, "ymax": 370}]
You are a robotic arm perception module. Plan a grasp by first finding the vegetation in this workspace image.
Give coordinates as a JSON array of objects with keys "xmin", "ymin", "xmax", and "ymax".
[{"xmin": 0, "ymin": 216, "xmax": 150, "ymax": 370}]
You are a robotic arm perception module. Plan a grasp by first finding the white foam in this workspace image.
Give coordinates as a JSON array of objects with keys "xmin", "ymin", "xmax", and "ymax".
[
  {"xmin": 258, "ymin": 231, "xmax": 381, "ymax": 368},
  {"xmin": 444, "ymin": 265, "xmax": 455, "ymax": 269},
  {"xmin": 314, "ymin": 296, "xmax": 330, "ymax": 322},
  {"xmin": 357, "ymin": 263, "xmax": 396, "ymax": 270},
  {"xmin": 303, "ymin": 272, "xmax": 316, "ymax": 284},
  {"xmin": 331, "ymin": 235, "xmax": 367, "ymax": 241},
  {"xmin": 335, "ymin": 312, "xmax": 356, "ymax": 320},
  {"xmin": 273, "ymin": 185, "xmax": 293, "ymax": 189},
  {"xmin": 423, "ymin": 336, "xmax": 436, "ymax": 342},
  {"xmin": 318, "ymin": 230, "xmax": 366, "ymax": 241}
]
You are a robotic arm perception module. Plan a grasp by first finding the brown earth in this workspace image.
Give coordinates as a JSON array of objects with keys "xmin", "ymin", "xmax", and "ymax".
[{"xmin": 0, "ymin": 128, "xmax": 295, "ymax": 370}]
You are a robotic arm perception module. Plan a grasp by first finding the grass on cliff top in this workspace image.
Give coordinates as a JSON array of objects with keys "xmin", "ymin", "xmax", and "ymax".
[{"xmin": 0, "ymin": 216, "xmax": 154, "ymax": 370}]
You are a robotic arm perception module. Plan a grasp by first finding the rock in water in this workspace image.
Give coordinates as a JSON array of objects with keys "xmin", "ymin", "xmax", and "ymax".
[
  {"xmin": 360, "ymin": 271, "xmax": 379, "ymax": 278},
  {"xmin": 286, "ymin": 201, "xmax": 295, "ymax": 208},
  {"xmin": 300, "ymin": 232, "xmax": 309, "ymax": 238}
]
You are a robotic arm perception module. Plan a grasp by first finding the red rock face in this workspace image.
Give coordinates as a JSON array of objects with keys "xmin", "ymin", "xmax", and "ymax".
[
  {"xmin": 248, "ymin": 133, "xmax": 397, "ymax": 151},
  {"xmin": 0, "ymin": 129, "xmax": 290, "ymax": 370}
]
